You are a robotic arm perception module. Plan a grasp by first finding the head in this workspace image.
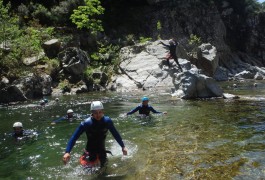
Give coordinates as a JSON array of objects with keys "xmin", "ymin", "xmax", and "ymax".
[
  {"xmin": 90, "ymin": 101, "xmax": 104, "ymax": 121},
  {"xmin": 67, "ymin": 109, "xmax": 74, "ymax": 118},
  {"xmin": 13, "ymin": 122, "xmax": 23, "ymax": 135},
  {"xmin": 169, "ymin": 39, "xmax": 175, "ymax": 45},
  {"xmin": 141, "ymin": 96, "xmax": 149, "ymax": 106},
  {"xmin": 40, "ymin": 100, "xmax": 45, "ymax": 106}
]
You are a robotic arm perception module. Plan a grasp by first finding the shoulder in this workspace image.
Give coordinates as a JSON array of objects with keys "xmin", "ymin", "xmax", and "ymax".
[
  {"xmin": 102, "ymin": 116, "xmax": 112, "ymax": 123},
  {"xmin": 82, "ymin": 117, "xmax": 93, "ymax": 126}
]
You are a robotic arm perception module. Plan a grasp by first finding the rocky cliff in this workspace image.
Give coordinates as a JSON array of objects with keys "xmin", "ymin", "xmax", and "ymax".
[{"xmin": 102, "ymin": 0, "xmax": 265, "ymax": 64}]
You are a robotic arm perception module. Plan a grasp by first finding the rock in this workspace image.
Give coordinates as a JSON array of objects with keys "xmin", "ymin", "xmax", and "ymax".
[
  {"xmin": 42, "ymin": 39, "xmax": 61, "ymax": 58},
  {"xmin": 0, "ymin": 85, "xmax": 27, "ymax": 103},
  {"xmin": 75, "ymin": 85, "xmax": 88, "ymax": 94},
  {"xmin": 0, "ymin": 77, "xmax": 9, "ymax": 89},
  {"xmin": 254, "ymin": 72, "xmax": 263, "ymax": 80},
  {"xmin": 172, "ymin": 68, "xmax": 223, "ymax": 99},
  {"xmin": 13, "ymin": 73, "xmax": 52, "ymax": 99},
  {"xmin": 92, "ymin": 72, "xmax": 108, "ymax": 86},
  {"xmin": 196, "ymin": 43, "xmax": 219, "ymax": 77},
  {"xmin": 223, "ymin": 93, "xmax": 239, "ymax": 99},
  {"xmin": 112, "ymin": 41, "xmax": 179, "ymax": 92},
  {"xmin": 234, "ymin": 70, "xmax": 255, "ymax": 79},
  {"xmin": 23, "ymin": 51, "xmax": 45, "ymax": 66},
  {"xmin": 58, "ymin": 47, "xmax": 90, "ymax": 79},
  {"xmin": 213, "ymin": 66, "xmax": 228, "ymax": 81}
]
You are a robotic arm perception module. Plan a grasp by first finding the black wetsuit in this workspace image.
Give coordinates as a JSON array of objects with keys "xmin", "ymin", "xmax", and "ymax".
[
  {"xmin": 161, "ymin": 41, "xmax": 183, "ymax": 71},
  {"xmin": 65, "ymin": 116, "xmax": 125, "ymax": 167}
]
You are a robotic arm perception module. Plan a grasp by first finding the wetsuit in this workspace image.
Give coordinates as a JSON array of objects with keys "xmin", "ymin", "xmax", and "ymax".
[
  {"xmin": 161, "ymin": 41, "xmax": 183, "ymax": 71},
  {"xmin": 12, "ymin": 129, "xmax": 38, "ymax": 141},
  {"xmin": 127, "ymin": 104, "xmax": 162, "ymax": 116},
  {"xmin": 65, "ymin": 116, "xmax": 125, "ymax": 167},
  {"xmin": 52, "ymin": 114, "xmax": 90, "ymax": 123}
]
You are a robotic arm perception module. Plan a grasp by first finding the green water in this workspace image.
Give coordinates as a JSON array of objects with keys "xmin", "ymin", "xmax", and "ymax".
[{"xmin": 1, "ymin": 81, "xmax": 265, "ymax": 179}]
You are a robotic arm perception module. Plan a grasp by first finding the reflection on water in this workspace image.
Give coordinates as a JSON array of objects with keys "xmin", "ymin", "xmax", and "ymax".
[{"xmin": 1, "ymin": 82, "xmax": 265, "ymax": 179}]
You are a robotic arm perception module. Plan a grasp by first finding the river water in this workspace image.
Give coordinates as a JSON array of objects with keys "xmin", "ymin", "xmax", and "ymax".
[{"xmin": 1, "ymin": 81, "xmax": 265, "ymax": 179}]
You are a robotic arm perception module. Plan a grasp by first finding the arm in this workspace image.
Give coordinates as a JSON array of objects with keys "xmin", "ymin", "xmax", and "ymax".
[
  {"xmin": 63, "ymin": 122, "xmax": 85, "ymax": 164},
  {"xmin": 108, "ymin": 119, "xmax": 128, "ymax": 155},
  {"xmin": 149, "ymin": 106, "xmax": 167, "ymax": 115},
  {"xmin": 160, "ymin": 41, "xmax": 169, "ymax": 47},
  {"xmin": 149, "ymin": 106, "xmax": 162, "ymax": 114},
  {"xmin": 51, "ymin": 116, "xmax": 67, "ymax": 124},
  {"xmin": 126, "ymin": 106, "xmax": 140, "ymax": 115}
]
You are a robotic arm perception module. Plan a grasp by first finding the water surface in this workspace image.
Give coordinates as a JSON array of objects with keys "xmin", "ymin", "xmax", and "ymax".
[{"xmin": 1, "ymin": 81, "xmax": 265, "ymax": 179}]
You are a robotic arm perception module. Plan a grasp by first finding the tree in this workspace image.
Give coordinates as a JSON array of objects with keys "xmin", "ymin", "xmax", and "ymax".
[
  {"xmin": 70, "ymin": 0, "xmax": 104, "ymax": 34},
  {"xmin": 0, "ymin": 0, "xmax": 11, "ymax": 48}
]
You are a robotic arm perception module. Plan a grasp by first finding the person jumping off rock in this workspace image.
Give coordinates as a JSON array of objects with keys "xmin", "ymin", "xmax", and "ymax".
[{"xmin": 160, "ymin": 39, "xmax": 183, "ymax": 72}]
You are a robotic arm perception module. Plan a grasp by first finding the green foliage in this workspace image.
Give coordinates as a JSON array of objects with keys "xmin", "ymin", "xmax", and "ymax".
[
  {"xmin": 90, "ymin": 42, "xmax": 120, "ymax": 66},
  {"xmin": 84, "ymin": 66, "xmax": 94, "ymax": 79},
  {"xmin": 125, "ymin": 34, "xmax": 136, "ymax": 45},
  {"xmin": 139, "ymin": 36, "xmax": 152, "ymax": 43},
  {"xmin": 157, "ymin": 20, "xmax": 162, "ymax": 39},
  {"xmin": 189, "ymin": 34, "xmax": 202, "ymax": 46},
  {"xmin": 51, "ymin": 0, "xmax": 84, "ymax": 26},
  {"xmin": 32, "ymin": 4, "xmax": 52, "ymax": 24},
  {"xmin": 0, "ymin": 0, "xmax": 54, "ymax": 79},
  {"xmin": 70, "ymin": 0, "xmax": 104, "ymax": 34}
]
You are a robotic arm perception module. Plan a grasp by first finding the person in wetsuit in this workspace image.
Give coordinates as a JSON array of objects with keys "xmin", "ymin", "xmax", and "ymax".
[
  {"xmin": 62, "ymin": 101, "xmax": 128, "ymax": 167},
  {"xmin": 160, "ymin": 39, "xmax": 183, "ymax": 71},
  {"xmin": 126, "ymin": 97, "xmax": 167, "ymax": 116},
  {"xmin": 12, "ymin": 122, "xmax": 38, "ymax": 141}
]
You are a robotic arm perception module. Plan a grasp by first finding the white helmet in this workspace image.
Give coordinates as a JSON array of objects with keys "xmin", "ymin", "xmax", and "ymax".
[
  {"xmin": 90, "ymin": 101, "xmax": 104, "ymax": 111},
  {"xmin": 13, "ymin": 122, "xmax": 23, "ymax": 128},
  {"xmin": 67, "ymin": 109, "xmax": 74, "ymax": 114}
]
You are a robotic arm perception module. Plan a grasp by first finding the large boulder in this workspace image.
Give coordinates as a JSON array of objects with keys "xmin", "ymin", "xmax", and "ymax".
[
  {"xmin": 58, "ymin": 47, "xmax": 90, "ymax": 79},
  {"xmin": 172, "ymin": 68, "xmax": 223, "ymax": 99},
  {"xmin": 13, "ymin": 73, "xmax": 52, "ymax": 99},
  {"xmin": 195, "ymin": 43, "xmax": 219, "ymax": 77},
  {"xmin": 0, "ymin": 85, "xmax": 27, "ymax": 103},
  {"xmin": 42, "ymin": 39, "xmax": 61, "ymax": 59},
  {"xmin": 110, "ymin": 41, "xmax": 181, "ymax": 92}
]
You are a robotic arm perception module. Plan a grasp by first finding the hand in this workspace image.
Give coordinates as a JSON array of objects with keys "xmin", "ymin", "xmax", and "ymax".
[
  {"xmin": 63, "ymin": 153, "xmax": 71, "ymax": 165},
  {"xmin": 122, "ymin": 147, "xmax": 128, "ymax": 155}
]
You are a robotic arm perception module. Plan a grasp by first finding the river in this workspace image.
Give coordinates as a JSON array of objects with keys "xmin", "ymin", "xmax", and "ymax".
[{"xmin": 1, "ymin": 81, "xmax": 265, "ymax": 179}]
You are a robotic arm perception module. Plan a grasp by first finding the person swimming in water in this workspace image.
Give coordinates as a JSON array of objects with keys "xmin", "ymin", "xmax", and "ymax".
[
  {"xmin": 51, "ymin": 109, "xmax": 90, "ymax": 125},
  {"xmin": 12, "ymin": 122, "xmax": 38, "ymax": 141},
  {"xmin": 126, "ymin": 96, "xmax": 167, "ymax": 116}
]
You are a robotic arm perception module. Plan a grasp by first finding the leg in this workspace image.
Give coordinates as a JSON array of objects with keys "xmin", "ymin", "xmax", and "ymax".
[
  {"xmin": 98, "ymin": 150, "xmax": 107, "ymax": 168},
  {"xmin": 173, "ymin": 56, "xmax": 183, "ymax": 72},
  {"xmin": 166, "ymin": 59, "xmax": 170, "ymax": 67}
]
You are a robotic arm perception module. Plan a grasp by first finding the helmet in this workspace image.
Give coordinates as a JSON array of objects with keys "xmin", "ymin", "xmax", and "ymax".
[
  {"xmin": 13, "ymin": 122, "xmax": 23, "ymax": 128},
  {"xmin": 169, "ymin": 39, "xmax": 175, "ymax": 45},
  {"xmin": 67, "ymin": 109, "xmax": 74, "ymax": 114},
  {"xmin": 43, "ymin": 98, "xmax": 48, "ymax": 103},
  {"xmin": 142, "ymin": 96, "xmax": 149, "ymax": 101},
  {"xmin": 90, "ymin": 101, "xmax": 104, "ymax": 111}
]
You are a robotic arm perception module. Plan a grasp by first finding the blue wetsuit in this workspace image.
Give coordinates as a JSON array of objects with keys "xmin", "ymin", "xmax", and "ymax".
[
  {"xmin": 65, "ymin": 116, "xmax": 125, "ymax": 166},
  {"xmin": 127, "ymin": 104, "xmax": 162, "ymax": 116}
]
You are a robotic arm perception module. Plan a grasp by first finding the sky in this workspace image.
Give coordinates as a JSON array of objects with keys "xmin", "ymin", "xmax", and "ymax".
[{"xmin": 258, "ymin": 0, "xmax": 265, "ymax": 3}]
